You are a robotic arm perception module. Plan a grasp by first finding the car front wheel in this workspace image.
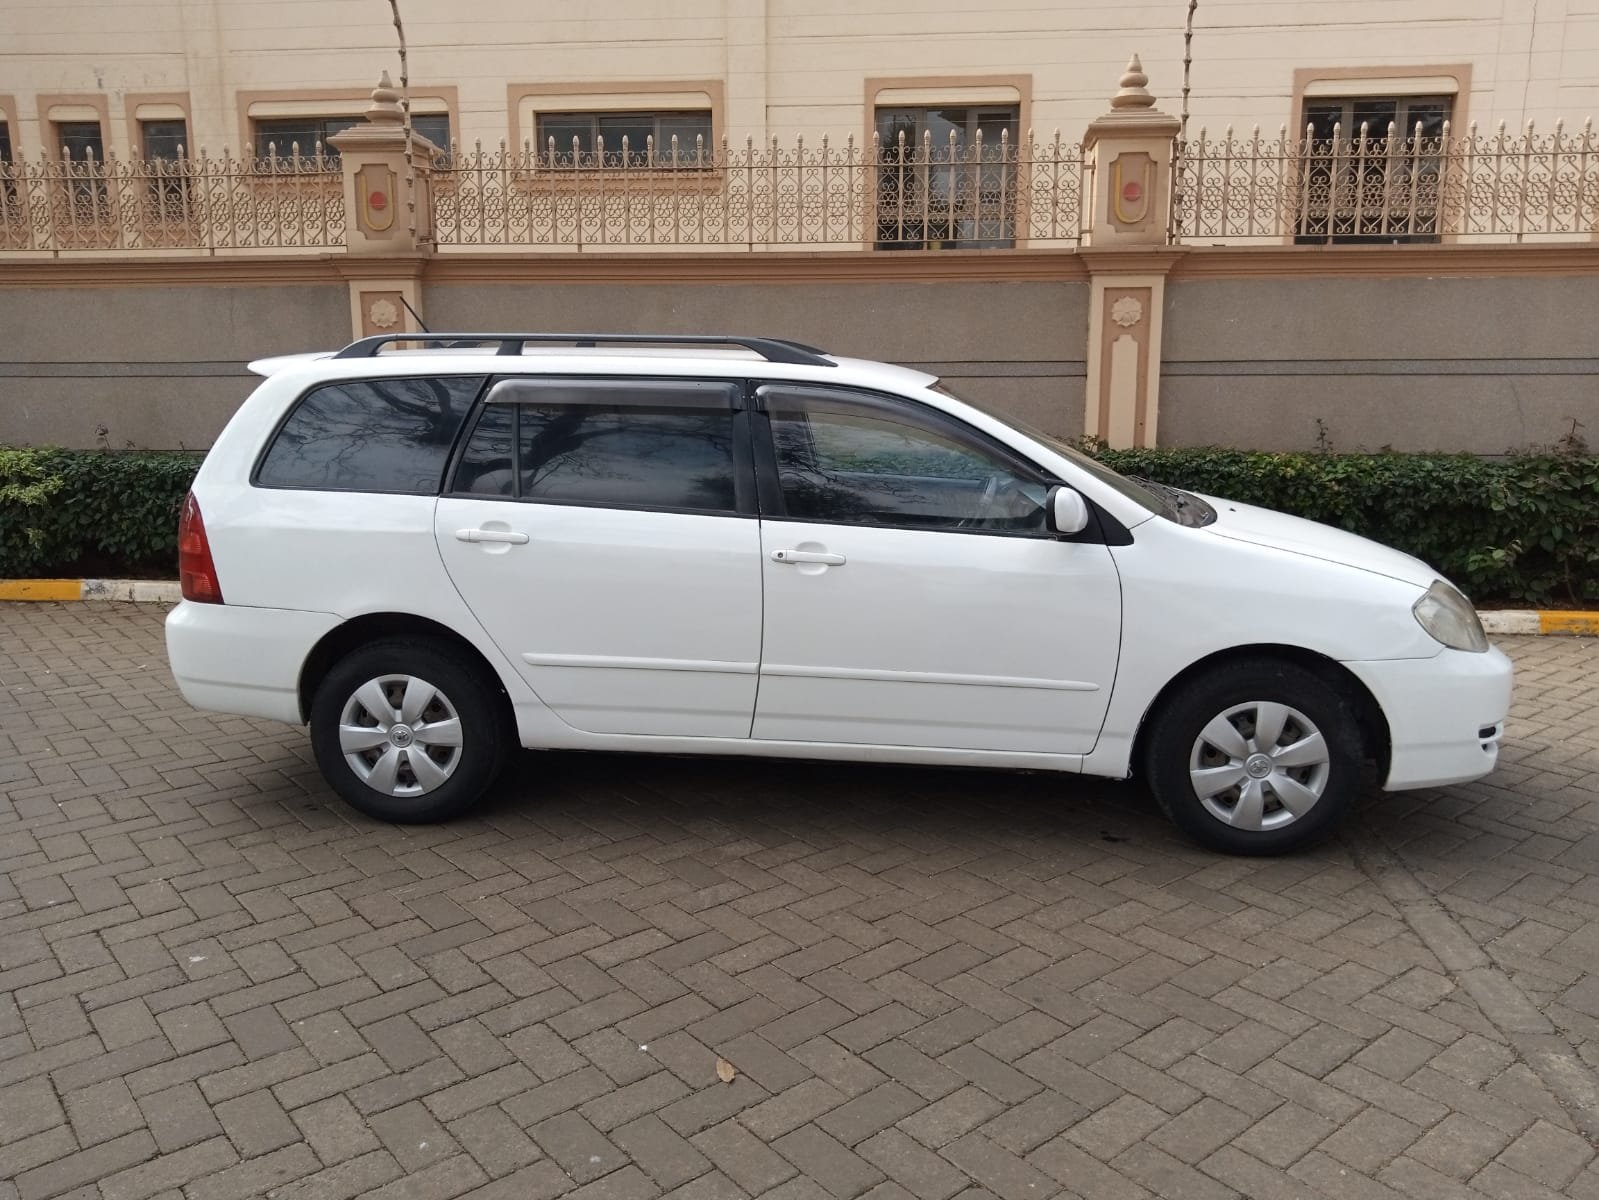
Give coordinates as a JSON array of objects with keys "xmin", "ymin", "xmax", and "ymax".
[
  {"xmin": 1141, "ymin": 659, "xmax": 1363, "ymax": 855},
  {"xmin": 309, "ymin": 638, "xmax": 509, "ymax": 823}
]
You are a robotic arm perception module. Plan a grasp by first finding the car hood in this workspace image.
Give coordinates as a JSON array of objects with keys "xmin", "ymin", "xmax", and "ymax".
[{"xmin": 1193, "ymin": 494, "xmax": 1438, "ymax": 590}]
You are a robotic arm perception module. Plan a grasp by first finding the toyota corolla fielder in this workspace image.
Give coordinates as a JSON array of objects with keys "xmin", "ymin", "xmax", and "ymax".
[{"xmin": 165, "ymin": 333, "xmax": 1512, "ymax": 854}]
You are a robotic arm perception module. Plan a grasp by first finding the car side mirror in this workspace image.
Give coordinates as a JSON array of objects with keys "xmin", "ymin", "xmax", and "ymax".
[{"xmin": 1047, "ymin": 486, "xmax": 1090, "ymax": 536}]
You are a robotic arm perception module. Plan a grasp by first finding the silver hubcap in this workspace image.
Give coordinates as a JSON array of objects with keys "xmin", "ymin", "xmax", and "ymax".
[
  {"xmin": 338, "ymin": 674, "xmax": 463, "ymax": 797},
  {"xmin": 1189, "ymin": 700, "xmax": 1330, "ymax": 831}
]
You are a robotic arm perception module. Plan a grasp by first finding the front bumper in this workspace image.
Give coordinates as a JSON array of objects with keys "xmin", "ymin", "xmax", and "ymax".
[
  {"xmin": 165, "ymin": 600, "xmax": 341, "ymax": 724},
  {"xmin": 1344, "ymin": 645, "xmax": 1514, "ymax": 790}
]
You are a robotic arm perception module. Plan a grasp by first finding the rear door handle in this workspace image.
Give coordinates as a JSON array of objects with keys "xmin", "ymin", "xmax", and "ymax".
[
  {"xmin": 771, "ymin": 548, "xmax": 845, "ymax": 566},
  {"xmin": 455, "ymin": 528, "xmax": 530, "ymax": 544}
]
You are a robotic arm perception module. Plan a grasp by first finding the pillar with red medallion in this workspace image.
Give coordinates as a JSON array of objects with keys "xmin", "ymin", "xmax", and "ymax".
[
  {"xmin": 1080, "ymin": 57, "xmax": 1183, "ymax": 448},
  {"xmin": 328, "ymin": 74, "xmax": 439, "ymax": 341}
]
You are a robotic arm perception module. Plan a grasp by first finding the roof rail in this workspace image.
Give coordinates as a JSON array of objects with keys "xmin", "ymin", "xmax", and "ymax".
[{"xmin": 332, "ymin": 332, "xmax": 836, "ymax": 367}]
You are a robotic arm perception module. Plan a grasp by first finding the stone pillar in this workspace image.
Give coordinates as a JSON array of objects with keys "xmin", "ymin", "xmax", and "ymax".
[
  {"xmin": 1079, "ymin": 57, "xmax": 1183, "ymax": 448},
  {"xmin": 328, "ymin": 73, "xmax": 440, "ymax": 341}
]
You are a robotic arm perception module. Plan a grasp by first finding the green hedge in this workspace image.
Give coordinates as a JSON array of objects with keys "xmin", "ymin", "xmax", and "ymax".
[
  {"xmin": 2, "ymin": 445, "xmax": 1595, "ymax": 604},
  {"xmin": 1, "ymin": 448, "xmax": 203, "ymax": 579}
]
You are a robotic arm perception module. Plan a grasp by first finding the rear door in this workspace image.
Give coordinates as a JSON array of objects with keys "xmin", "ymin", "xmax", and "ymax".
[{"xmin": 434, "ymin": 376, "xmax": 763, "ymax": 737}]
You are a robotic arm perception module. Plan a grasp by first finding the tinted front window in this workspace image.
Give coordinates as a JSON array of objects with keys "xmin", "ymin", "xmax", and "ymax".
[
  {"xmin": 766, "ymin": 392, "xmax": 1048, "ymax": 532},
  {"xmin": 257, "ymin": 376, "xmax": 483, "ymax": 493}
]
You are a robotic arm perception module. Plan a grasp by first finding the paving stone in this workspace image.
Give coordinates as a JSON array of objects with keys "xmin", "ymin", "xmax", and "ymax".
[
  {"xmin": 0, "ymin": 1077, "xmax": 66, "ymax": 1145},
  {"xmin": 138, "ymin": 1081, "xmax": 224, "ymax": 1153},
  {"xmin": 1495, "ymin": 1118, "xmax": 1597, "ymax": 1190},
  {"xmin": 291, "ymin": 1093, "xmax": 383, "ymax": 1166},
  {"xmin": 773, "ymin": 1125, "xmax": 884, "ymax": 1198}
]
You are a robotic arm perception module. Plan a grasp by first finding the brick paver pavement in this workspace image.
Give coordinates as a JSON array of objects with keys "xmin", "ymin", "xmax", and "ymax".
[{"xmin": 2, "ymin": 603, "xmax": 1598, "ymax": 1200}]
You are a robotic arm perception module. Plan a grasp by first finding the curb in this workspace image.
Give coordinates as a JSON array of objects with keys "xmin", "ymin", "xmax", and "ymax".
[
  {"xmin": 2, "ymin": 579, "xmax": 1596, "ymax": 636},
  {"xmin": 1479, "ymin": 610, "xmax": 1599, "ymax": 636},
  {"xmin": 0, "ymin": 579, "xmax": 184, "ymax": 603}
]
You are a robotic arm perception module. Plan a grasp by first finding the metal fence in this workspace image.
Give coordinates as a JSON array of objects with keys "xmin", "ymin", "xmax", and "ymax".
[
  {"xmin": 430, "ymin": 131, "xmax": 1088, "ymax": 249},
  {"xmin": 1173, "ymin": 121, "xmax": 1599, "ymax": 243},
  {"xmin": 3, "ymin": 123, "xmax": 1596, "ymax": 254},
  {"xmin": 0, "ymin": 149, "xmax": 345, "ymax": 253}
]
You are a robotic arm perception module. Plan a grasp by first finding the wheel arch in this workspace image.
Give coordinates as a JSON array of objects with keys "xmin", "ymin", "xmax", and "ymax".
[
  {"xmin": 297, "ymin": 612, "xmax": 513, "ymax": 725},
  {"xmin": 1128, "ymin": 643, "xmax": 1391, "ymax": 780}
]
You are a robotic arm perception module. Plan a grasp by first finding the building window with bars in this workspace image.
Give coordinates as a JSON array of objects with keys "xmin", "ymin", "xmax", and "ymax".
[
  {"xmin": 139, "ymin": 119, "xmax": 191, "ymax": 223},
  {"xmin": 533, "ymin": 111, "xmax": 714, "ymax": 168},
  {"xmin": 0, "ymin": 120, "xmax": 15, "ymax": 218},
  {"xmin": 1296, "ymin": 95, "xmax": 1452, "ymax": 244},
  {"xmin": 253, "ymin": 113, "xmax": 450, "ymax": 163},
  {"xmin": 51, "ymin": 120, "xmax": 108, "ymax": 216},
  {"xmin": 874, "ymin": 106, "xmax": 1019, "ymax": 250}
]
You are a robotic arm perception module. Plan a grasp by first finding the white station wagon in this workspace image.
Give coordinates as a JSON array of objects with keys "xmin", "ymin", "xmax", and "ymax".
[{"xmin": 166, "ymin": 333, "xmax": 1513, "ymax": 854}]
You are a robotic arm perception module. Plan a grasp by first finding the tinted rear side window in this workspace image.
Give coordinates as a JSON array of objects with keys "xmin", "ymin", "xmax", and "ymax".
[
  {"xmin": 520, "ymin": 406, "xmax": 736, "ymax": 510},
  {"xmin": 449, "ymin": 379, "xmax": 743, "ymax": 513},
  {"xmin": 256, "ymin": 376, "xmax": 485, "ymax": 493}
]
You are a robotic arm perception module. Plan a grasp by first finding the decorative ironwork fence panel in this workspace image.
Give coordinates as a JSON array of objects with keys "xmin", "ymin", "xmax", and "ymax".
[
  {"xmin": 1172, "ymin": 122, "xmax": 1599, "ymax": 243},
  {"xmin": 430, "ymin": 133, "xmax": 1087, "ymax": 250},
  {"xmin": 0, "ymin": 151, "xmax": 345, "ymax": 252},
  {"xmin": 5, "ymin": 123, "xmax": 1594, "ymax": 254}
]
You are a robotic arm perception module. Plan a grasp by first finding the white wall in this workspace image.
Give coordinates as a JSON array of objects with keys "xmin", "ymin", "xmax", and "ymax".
[{"xmin": 1, "ymin": 0, "xmax": 1594, "ymax": 157}]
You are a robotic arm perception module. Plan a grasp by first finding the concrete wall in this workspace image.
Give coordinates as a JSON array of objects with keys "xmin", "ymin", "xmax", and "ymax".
[
  {"xmin": 1161, "ymin": 275, "xmax": 1599, "ymax": 453},
  {"xmin": 0, "ymin": 284, "xmax": 348, "ymax": 448},
  {"xmin": 3, "ymin": 260, "xmax": 1596, "ymax": 454},
  {"xmin": 425, "ymin": 279, "xmax": 1090, "ymax": 438}
]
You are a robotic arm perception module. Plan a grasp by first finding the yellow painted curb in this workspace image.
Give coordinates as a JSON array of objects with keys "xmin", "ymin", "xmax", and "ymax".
[
  {"xmin": 0, "ymin": 579, "xmax": 83, "ymax": 601},
  {"xmin": 1540, "ymin": 611, "xmax": 1599, "ymax": 636}
]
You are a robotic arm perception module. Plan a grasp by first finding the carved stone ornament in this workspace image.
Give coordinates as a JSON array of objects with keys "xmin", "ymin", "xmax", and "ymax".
[
  {"xmin": 1111, "ymin": 296, "xmax": 1144, "ymax": 328},
  {"xmin": 369, "ymin": 298, "xmax": 400, "ymax": 329}
]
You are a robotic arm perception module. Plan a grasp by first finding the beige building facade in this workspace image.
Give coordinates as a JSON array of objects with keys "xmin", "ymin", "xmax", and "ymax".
[
  {"xmin": 1, "ymin": 3, "xmax": 1596, "ymax": 458},
  {"xmin": 1, "ymin": 1, "xmax": 1595, "ymax": 161}
]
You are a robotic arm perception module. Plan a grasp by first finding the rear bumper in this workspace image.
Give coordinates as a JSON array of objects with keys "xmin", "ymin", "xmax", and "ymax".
[
  {"xmin": 1344, "ymin": 646, "xmax": 1514, "ymax": 790},
  {"xmin": 164, "ymin": 600, "xmax": 340, "ymax": 724}
]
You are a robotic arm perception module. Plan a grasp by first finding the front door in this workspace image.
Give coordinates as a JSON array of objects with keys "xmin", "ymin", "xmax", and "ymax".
[
  {"xmin": 434, "ymin": 377, "xmax": 762, "ymax": 738},
  {"xmin": 751, "ymin": 385, "xmax": 1122, "ymax": 754}
]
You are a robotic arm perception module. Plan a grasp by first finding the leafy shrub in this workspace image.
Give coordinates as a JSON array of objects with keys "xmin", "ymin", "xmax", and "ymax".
[
  {"xmin": 0, "ymin": 448, "xmax": 202, "ymax": 578},
  {"xmin": 2, "ymin": 444, "xmax": 1595, "ymax": 604}
]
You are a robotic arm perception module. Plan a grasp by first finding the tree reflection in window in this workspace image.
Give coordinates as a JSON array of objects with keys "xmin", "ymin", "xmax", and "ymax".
[
  {"xmin": 453, "ymin": 401, "xmax": 737, "ymax": 513},
  {"xmin": 257, "ymin": 376, "xmax": 483, "ymax": 493},
  {"xmin": 518, "ymin": 406, "xmax": 735, "ymax": 511}
]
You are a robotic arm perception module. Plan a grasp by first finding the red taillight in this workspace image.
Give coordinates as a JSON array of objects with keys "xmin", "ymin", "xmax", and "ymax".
[{"xmin": 178, "ymin": 492, "xmax": 224, "ymax": 604}]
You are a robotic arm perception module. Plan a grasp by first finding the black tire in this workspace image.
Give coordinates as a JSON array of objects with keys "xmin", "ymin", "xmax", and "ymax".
[
  {"xmin": 1140, "ymin": 658, "xmax": 1363, "ymax": 855},
  {"xmin": 309, "ymin": 637, "xmax": 510, "ymax": 823}
]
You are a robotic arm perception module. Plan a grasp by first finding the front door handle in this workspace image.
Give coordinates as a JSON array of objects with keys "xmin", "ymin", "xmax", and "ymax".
[
  {"xmin": 455, "ymin": 528, "xmax": 530, "ymax": 545},
  {"xmin": 771, "ymin": 548, "xmax": 846, "ymax": 566}
]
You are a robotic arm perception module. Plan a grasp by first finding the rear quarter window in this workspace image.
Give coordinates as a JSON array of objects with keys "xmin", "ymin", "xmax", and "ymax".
[{"xmin": 255, "ymin": 376, "xmax": 485, "ymax": 493}]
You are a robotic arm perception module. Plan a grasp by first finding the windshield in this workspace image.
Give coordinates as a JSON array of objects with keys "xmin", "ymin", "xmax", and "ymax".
[{"xmin": 930, "ymin": 382, "xmax": 1166, "ymax": 516}]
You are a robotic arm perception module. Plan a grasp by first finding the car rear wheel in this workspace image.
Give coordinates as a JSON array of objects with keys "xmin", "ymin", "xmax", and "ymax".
[
  {"xmin": 310, "ymin": 638, "xmax": 509, "ymax": 823},
  {"xmin": 1141, "ymin": 659, "xmax": 1363, "ymax": 855}
]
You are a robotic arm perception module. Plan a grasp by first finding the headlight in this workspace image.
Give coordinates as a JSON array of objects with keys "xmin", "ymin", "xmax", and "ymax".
[{"xmin": 1413, "ymin": 580, "xmax": 1489, "ymax": 652}]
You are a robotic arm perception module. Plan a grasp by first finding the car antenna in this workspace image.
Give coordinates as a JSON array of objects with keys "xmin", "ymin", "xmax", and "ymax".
[{"xmin": 399, "ymin": 296, "xmax": 431, "ymax": 333}]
